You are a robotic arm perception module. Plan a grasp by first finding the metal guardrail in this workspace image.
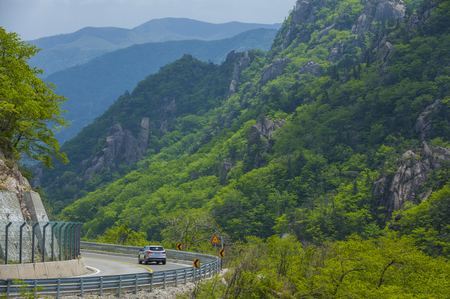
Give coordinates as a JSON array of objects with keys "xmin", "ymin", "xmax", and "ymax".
[
  {"xmin": 80, "ymin": 241, "xmax": 217, "ymax": 264},
  {"xmin": 0, "ymin": 242, "xmax": 222, "ymax": 298}
]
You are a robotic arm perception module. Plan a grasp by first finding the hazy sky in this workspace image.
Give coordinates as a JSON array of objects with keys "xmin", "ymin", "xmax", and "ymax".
[{"xmin": 0, "ymin": 0, "xmax": 295, "ymax": 41}]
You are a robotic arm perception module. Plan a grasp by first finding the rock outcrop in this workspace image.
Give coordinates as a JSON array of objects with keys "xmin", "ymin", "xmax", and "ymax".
[
  {"xmin": 407, "ymin": 0, "xmax": 435, "ymax": 31},
  {"xmin": 280, "ymin": 0, "xmax": 322, "ymax": 50},
  {"xmin": 414, "ymin": 99, "xmax": 442, "ymax": 141},
  {"xmin": 83, "ymin": 117, "xmax": 150, "ymax": 175},
  {"xmin": 351, "ymin": 0, "xmax": 405, "ymax": 36},
  {"xmin": 227, "ymin": 51, "xmax": 251, "ymax": 99},
  {"xmin": 329, "ymin": 41, "xmax": 344, "ymax": 63},
  {"xmin": 246, "ymin": 117, "xmax": 286, "ymax": 169},
  {"xmin": 374, "ymin": 142, "xmax": 450, "ymax": 218},
  {"xmin": 0, "ymin": 148, "xmax": 51, "ymax": 223},
  {"xmin": 292, "ymin": 0, "xmax": 316, "ymax": 25},
  {"xmin": 298, "ymin": 60, "xmax": 321, "ymax": 77},
  {"xmin": 380, "ymin": 41, "xmax": 393, "ymax": 62},
  {"xmin": 219, "ymin": 162, "xmax": 234, "ymax": 185},
  {"xmin": 281, "ymin": 0, "xmax": 405, "ymax": 60},
  {"xmin": 261, "ymin": 58, "xmax": 291, "ymax": 85}
]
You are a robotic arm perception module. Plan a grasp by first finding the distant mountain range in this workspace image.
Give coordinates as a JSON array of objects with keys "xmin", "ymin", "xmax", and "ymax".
[
  {"xmin": 27, "ymin": 18, "xmax": 281, "ymax": 76},
  {"xmin": 47, "ymin": 28, "xmax": 278, "ymax": 143}
]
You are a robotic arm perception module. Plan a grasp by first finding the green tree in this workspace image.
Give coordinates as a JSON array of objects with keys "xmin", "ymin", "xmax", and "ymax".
[
  {"xmin": 98, "ymin": 221, "xmax": 147, "ymax": 246},
  {"xmin": 0, "ymin": 28, "xmax": 69, "ymax": 167},
  {"xmin": 161, "ymin": 209, "xmax": 223, "ymax": 251}
]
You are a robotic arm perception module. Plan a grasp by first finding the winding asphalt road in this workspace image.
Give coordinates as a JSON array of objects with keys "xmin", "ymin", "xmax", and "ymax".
[{"xmin": 79, "ymin": 250, "xmax": 190, "ymax": 276}]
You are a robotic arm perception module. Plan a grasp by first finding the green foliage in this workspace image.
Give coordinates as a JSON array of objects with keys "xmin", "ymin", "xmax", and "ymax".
[
  {"xmin": 0, "ymin": 27, "xmax": 69, "ymax": 167},
  {"xmin": 161, "ymin": 209, "xmax": 225, "ymax": 252},
  {"xmin": 392, "ymin": 182, "xmax": 450, "ymax": 258},
  {"xmin": 49, "ymin": 0, "xmax": 450, "ymax": 266},
  {"xmin": 97, "ymin": 220, "xmax": 147, "ymax": 246},
  {"xmin": 0, "ymin": 279, "xmax": 46, "ymax": 299},
  {"xmin": 183, "ymin": 235, "xmax": 450, "ymax": 298}
]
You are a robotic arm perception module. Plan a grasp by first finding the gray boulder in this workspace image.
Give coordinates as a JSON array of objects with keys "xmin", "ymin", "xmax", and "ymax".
[
  {"xmin": 299, "ymin": 60, "xmax": 321, "ymax": 77},
  {"xmin": 329, "ymin": 41, "xmax": 344, "ymax": 63},
  {"xmin": 292, "ymin": 0, "xmax": 314, "ymax": 25},
  {"xmin": 227, "ymin": 51, "xmax": 251, "ymax": 98},
  {"xmin": 261, "ymin": 58, "xmax": 291, "ymax": 85},
  {"xmin": 374, "ymin": 142, "xmax": 450, "ymax": 219},
  {"xmin": 414, "ymin": 99, "xmax": 441, "ymax": 141},
  {"xmin": 380, "ymin": 41, "xmax": 393, "ymax": 62},
  {"xmin": 351, "ymin": 0, "xmax": 405, "ymax": 36},
  {"xmin": 85, "ymin": 117, "xmax": 150, "ymax": 174},
  {"xmin": 246, "ymin": 117, "xmax": 286, "ymax": 169}
]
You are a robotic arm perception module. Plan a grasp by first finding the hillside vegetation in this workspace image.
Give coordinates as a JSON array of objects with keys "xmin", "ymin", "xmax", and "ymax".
[
  {"xmin": 46, "ymin": 28, "xmax": 278, "ymax": 143},
  {"xmin": 35, "ymin": 0, "xmax": 450, "ymax": 295}
]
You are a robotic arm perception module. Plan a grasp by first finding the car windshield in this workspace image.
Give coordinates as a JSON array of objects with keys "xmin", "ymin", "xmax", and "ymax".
[{"xmin": 150, "ymin": 246, "xmax": 164, "ymax": 251}]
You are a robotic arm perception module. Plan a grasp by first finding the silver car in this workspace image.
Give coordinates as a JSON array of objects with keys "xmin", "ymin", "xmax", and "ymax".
[{"xmin": 138, "ymin": 245, "xmax": 166, "ymax": 265}]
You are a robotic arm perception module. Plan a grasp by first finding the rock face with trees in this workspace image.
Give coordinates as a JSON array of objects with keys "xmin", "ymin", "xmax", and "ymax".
[
  {"xmin": 81, "ymin": 117, "xmax": 150, "ymax": 176},
  {"xmin": 22, "ymin": 2, "xmax": 450, "ymax": 294}
]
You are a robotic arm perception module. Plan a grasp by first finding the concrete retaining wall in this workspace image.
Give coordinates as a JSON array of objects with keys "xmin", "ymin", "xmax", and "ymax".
[{"xmin": 0, "ymin": 258, "xmax": 87, "ymax": 279}]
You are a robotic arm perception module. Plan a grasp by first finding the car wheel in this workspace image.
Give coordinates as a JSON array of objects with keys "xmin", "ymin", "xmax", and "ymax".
[
  {"xmin": 162, "ymin": 260, "xmax": 166, "ymax": 265},
  {"xmin": 138, "ymin": 257, "xmax": 142, "ymax": 264}
]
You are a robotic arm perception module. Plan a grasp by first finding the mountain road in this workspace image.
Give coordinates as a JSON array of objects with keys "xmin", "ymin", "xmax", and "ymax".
[{"xmin": 80, "ymin": 250, "xmax": 190, "ymax": 277}]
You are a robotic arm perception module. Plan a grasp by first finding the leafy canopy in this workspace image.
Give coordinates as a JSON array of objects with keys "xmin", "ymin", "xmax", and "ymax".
[{"xmin": 0, "ymin": 27, "xmax": 69, "ymax": 167}]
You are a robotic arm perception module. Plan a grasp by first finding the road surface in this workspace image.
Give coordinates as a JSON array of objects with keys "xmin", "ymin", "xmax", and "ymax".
[{"xmin": 80, "ymin": 250, "xmax": 190, "ymax": 276}]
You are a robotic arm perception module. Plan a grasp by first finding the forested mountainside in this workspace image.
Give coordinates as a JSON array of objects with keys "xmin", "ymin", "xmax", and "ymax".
[
  {"xmin": 37, "ymin": 0, "xmax": 450, "ymax": 269},
  {"xmin": 27, "ymin": 18, "xmax": 281, "ymax": 77},
  {"xmin": 45, "ymin": 28, "xmax": 278, "ymax": 143}
]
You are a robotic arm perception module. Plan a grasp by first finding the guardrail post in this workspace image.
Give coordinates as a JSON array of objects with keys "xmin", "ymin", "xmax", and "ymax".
[
  {"xmin": 150, "ymin": 274, "xmax": 153, "ymax": 293},
  {"xmin": 6, "ymin": 278, "xmax": 11, "ymax": 298},
  {"xmin": 184, "ymin": 269, "xmax": 187, "ymax": 284},
  {"xmin": 33, "ymin": 280, "xmax": 37, "ymax": 297},
  {"xmin": 32, "ymin": 222, "xmax": 39, "ymax": 263},
  {"xmin": 118, "ymin": 275, "xmax": 122, "ymax": 298},
  {"xmin": 175, "ymin": 271, "xmax": 178, "ymax": 287},
  {"xmin": 5, "ymin": 222, "xmax": 12, "ymax": 264},
  {"xmin": 80, "ymin": 278, "xmax": 84, "ymax": 297},
  {"xmin": 100, "ymin": 276, "xmax": 103, "ymax": 297},
  {"xmin": 134, "ymin": 274, "xmax": 138, "ymax": 294},
  {"xmin": 163, "ymin": 272, "xmax": 166, "ymax": 289},
  {"xmin": 57, "ymin": 279, "xmax": 60, "ymax": 299},
  {"xmin": 193, "ymin": 268, "xmax": 196, "ymax": 283},
  {"xmin": 43, "ymin": 222, "xmax": 50, "ymax": 262},
  {"xmin": 19, "ymin": 222, "xmax": 26, "ymax": 264}
]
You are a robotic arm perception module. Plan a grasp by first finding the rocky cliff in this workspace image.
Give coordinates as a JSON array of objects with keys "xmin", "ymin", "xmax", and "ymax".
[
  {"xmin": 245, "ymin": 117, "xmax": 286, "ymax": 169},
  {"xmin": 0, "ymin": 149, "xmax": 49, "ymax": 222},
  {"xmin": 261, "ymin": 58, "xmax": 292, "ymax": 85},
  {"xmin": 281, "ymin": 0, "xmax": 406, "ymax": 53},
  {"xmin": 374, "ymin": 95, "xmax": 450, "ymax": 219},
  {"xmin": 82, "ymin": 117, "xmax": 150, "ymax": 175},
  {"xmin": 227, "ymin": 51, "xmax": 251, "ymax": 98},
  {"xmin": 32, "ymin": 117, "xmax": 150, "ymax": 201},
  {"xmin": 374, "ymin": 142, "xmax": 450, "ymax": 217}
]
